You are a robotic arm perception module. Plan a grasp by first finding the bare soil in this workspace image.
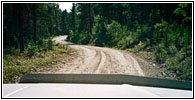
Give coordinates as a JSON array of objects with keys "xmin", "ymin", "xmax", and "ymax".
[{"xmin": 51, "ymin": 36, "xmax": 176, "ymax": 79}]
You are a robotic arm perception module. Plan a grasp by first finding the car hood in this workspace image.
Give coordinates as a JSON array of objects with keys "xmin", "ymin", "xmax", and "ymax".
[{"xmin": 3, "ymin": 83, "xmax": 192, "ymax": 98}]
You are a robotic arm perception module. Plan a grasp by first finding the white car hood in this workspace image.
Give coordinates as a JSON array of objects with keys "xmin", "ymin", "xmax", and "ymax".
[{"xmin": 3, "ymin": 83, "xmax": 192, "ymax": 98}]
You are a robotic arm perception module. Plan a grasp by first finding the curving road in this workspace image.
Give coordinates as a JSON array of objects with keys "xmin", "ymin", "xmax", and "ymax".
[{"xmin": 52, "ymin": 36, "xmax": 145, "ymax": 76}]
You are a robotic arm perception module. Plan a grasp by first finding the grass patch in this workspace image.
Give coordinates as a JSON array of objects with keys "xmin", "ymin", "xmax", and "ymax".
[{"xmin": 3, "ymin": 45, "xmax": 72, "ymax": 83}]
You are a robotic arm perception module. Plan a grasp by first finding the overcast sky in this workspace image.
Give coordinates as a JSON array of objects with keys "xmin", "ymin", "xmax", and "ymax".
[{"xmin": 58, "ymin": 3, "xmax": 72, "ymax": 12}]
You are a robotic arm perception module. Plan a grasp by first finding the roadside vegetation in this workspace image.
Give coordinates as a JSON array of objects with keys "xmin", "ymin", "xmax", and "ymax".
[
  {"xmin": 3, "ymin": 40, "xmax": 72, "ymax": 83},
  {"xmin": 3, "ymin": 3, "xmax": 73, "ymax": 83},
  {"xmin": 67, "ymin": 3, "xmax": 192, "ymax": 81}
]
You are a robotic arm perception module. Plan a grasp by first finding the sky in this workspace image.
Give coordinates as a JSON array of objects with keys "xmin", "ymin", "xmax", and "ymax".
[{"xmin": 58, "ymin": 3, "xmax": 72, "ymax": 12}]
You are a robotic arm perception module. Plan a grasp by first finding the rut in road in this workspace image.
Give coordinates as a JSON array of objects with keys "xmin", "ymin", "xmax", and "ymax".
[{"xmin": 52, "ymin": 36, "xmax": 145, "ymax": 76}]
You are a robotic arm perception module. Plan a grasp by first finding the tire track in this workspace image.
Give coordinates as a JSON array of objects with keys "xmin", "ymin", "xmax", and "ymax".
[
  {"xmin": 52, "ymin": 36, "xmax": 145, "ymax": 76},
  {"xmin": 122, "ymin": 51, "xmax": 145, "ymax": 76}
]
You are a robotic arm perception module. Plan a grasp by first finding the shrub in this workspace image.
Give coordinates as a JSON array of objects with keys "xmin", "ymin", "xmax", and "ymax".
[
  {"xmin": 164, "ymin": 47, "xmax": 192, "ymax": 81},
  {"xmin": 27, "ymin": 43, "xmax": 37, "ymax": 57},
  {"xmin": 177, "ymin": 56, "xmax": 191, "ymax": 81},
  {"xmin": 67, "ymin": 30, "xmax": 74, "ymax": 41},
  {"xmin": 132, "ymin": 41, "xmax": 147, "ymax": 52},
  {"xmin": 3, "ymin": 66, "xmax": 30, "ymax": 83},
  {"xmin": 47, "ymin": 38, "xmax": 53, "ymax": 50},
  {"xmin": 3, "ymin": 48, "xmax": 20, "ymax": 56},
  {"xmin": 37, "ymin": 38, "xmax": 44, "ymax": 49},
  {"xmin": 168, "ymin": 44, "xmax": 178, "ymax": 56}
]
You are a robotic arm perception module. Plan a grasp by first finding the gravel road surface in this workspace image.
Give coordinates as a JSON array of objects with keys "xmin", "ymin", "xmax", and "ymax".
[{"xmin": 52, "ymin": 36, "xmax": 145, "ymax": 76}]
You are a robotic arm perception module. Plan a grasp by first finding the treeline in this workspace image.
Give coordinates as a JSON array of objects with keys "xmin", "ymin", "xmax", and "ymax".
[
  {"xmin": 67, "ymin": 3, "xmax": 192, "ymax": 80},
  {"xmin": 3, "ymin": 3, "xmax": 71, "ymax": 54}
]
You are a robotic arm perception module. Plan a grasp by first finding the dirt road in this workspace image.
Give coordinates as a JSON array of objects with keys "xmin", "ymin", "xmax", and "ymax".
[{"xmin": 52, "ymin": 36, "xmax": 145, "ymax": 76}]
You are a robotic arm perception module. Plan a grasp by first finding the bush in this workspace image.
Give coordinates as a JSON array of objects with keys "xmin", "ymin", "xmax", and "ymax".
[
  {"xmin": 165, "ymin": 57, "xmax": 178, "ymax": 70},
  {"xmin": 3, "ymin": 66, "xmax": 30, "ymax": 83},
  {"xmin": 27, "ymin": 43, "xmax": 37, "ymax": 57},
  {"xmin": 37, "ymin": 38, "xmax": 44, "ymax": 49},
  {"xmin": 168, "ymin": 44, "xmax": 178, "ymax": 56},
  {"xmin": 47, "ymin": 38, "xmax": 53, "ymax": 50},
  {"xmin": 131, "ymin": 41, "xmax": 147, "ymax": 53},
  {"xmin": 164, "ymin": 48, "xmax": 192, "ymax": 81},
  {"xmin": 3, "ymin": 48, "xmax": 20, "ymax": 56},
  {"xmin": 107, "ymin": 20, "xmax": 138, "ymax": 48},
  {"xmin": 78, "ymin": 31, "xmax": 90, "ymax": 44},
  {"xmin": 175, "ymin": 48, "xmax": 186, "ymax": 62},
  {"xmin": 107, "ymin": 21, "xmax": 125, "ymax": 47},
  {"xmin": 67, "ymin": 30, "xmax": 74, "ymax": 41}
]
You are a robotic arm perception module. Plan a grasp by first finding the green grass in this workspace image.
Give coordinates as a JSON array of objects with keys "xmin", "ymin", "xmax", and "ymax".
[{"xmin": 3, "ymin": 45, "xmax": 72, "ymax": 83}]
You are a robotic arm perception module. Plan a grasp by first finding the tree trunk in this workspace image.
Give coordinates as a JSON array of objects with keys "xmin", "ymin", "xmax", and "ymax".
[
  {"xmin": 72, "ymin": 4, "xmax": 76, "ymax": 35},
  {"xmin": 18, "ymin": 4, "xmax": 24, "ymax": 53},
  {"xmin": 89, "ymin": 4, "xmax": 92, "ymax": 35},
  {"xmin": 33, "ymin": 4, "xmax": 37, "ymax": 45}
]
